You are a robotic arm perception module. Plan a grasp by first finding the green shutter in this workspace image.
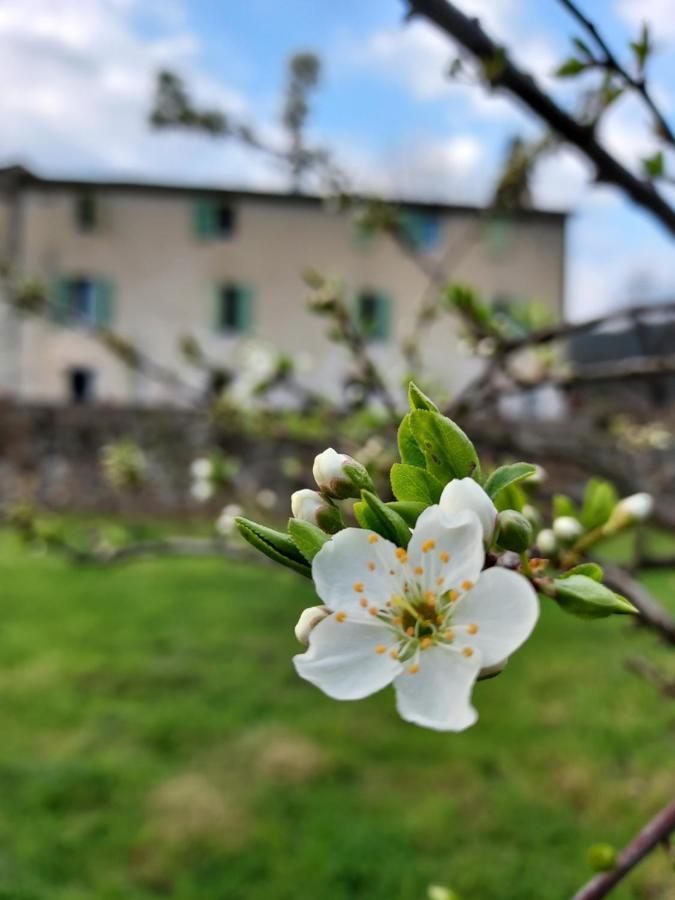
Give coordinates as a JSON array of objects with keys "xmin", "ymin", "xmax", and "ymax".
[
  {"xmin": 374, "ymin": 292, "xmax": 391, "ymax": 340},
  {"xmin": 52, "ymin": 278, "xmax": 71, "ymax": 324},
  {"xmin": 236, "ymin": 284, "xmax": 253, "ymax": 333},
  {"xmin": 193, "ymin": 198, "xmax": 215, "ymax": 240},
  {"xmin": 212, "ymin": 284, "xmax": 224, "ymax": 332},
  {"xmin": 95, "ymin": 279, "xmax": 115, "ymax": 328}
]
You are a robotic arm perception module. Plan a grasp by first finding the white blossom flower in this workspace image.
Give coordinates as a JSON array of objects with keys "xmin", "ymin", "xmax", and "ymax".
[
  {"xmin": 191, "ymin": 478, "xmax": 213, "ymax": 502},
  {"xmin": 256, "ymin": 488, "xmax": 278, "ymax": 510},
  {"xmin": 536, "ymin": 528, "xmax": 557, "ymax": 555},
  {"xmin": 294, "ymin": 507, "xmax": 538, "ymax": 731},
  {"xmin": 190, "ymin": 458, "xmax": 212, "ymax": 480},
  {"xmin": 553, "ymin": 516, "xmax": 583, "ymax": 541},
  {"xmin": 439, "ymin": 477, "xmax": 498, "ymax": 543},
  {"xmin": 615, "ymin": 492, "xmax": 653, "ymax": 523},
  {"xmin": 216, "ymin": 503, "xmax": 243, "ymax": 537}
]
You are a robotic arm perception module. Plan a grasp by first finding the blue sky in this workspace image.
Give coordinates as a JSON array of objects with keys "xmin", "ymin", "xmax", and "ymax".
[{"xmin": 1, "ymin": 0, "xmax": 674, "ymax": 318}]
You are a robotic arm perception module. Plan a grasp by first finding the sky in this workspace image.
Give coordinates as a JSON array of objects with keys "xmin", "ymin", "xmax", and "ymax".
[{"xmin": 1, "ymin": 0, "xmax": 674, "ymax": 319}]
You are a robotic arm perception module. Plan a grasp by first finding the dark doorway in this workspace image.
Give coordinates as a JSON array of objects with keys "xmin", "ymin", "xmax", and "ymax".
[{"xmin": 68, "ymin": 367, "xmax": 95, "ymax": 404}]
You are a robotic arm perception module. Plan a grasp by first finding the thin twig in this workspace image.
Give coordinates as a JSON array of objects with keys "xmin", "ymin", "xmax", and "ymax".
[{"xmin": 602, "ymin": 563, "xmax": 675, "ymax": 646}]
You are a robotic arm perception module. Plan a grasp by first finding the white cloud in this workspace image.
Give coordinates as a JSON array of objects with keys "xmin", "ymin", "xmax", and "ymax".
[{"xmin": 616, "ymin": 0, "xmax": 675, "ymax": 40}]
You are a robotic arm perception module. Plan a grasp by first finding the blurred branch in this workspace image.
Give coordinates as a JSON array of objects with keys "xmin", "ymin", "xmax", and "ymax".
[
  {"xmin": 625, "ymin": 656, "xmax": 675, "ymax": 699},
  {"xmin": 403, "ymin": 0, "xmax": 675, "ymax": 235},
  {"xmin": 571, "ymin": 797, "xmax": 675, "ymax": 900},
  {"xmin": 602, "ymin": 564, "xmax": 675, "ymax": 645}
]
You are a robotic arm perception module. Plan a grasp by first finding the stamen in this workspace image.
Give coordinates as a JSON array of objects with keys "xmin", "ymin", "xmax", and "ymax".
[
  {"xmin": 368, "ymin": 606, "xmax": 378, "ymax": 617},
  {"xmin": 406, "ymin": 626, "xmax": 415, "ymax": 636},
  {"xmin": 389, "ymin": 649, "xmax": 399, "ymax": 659},
  {"xmin": 414, "ymin": 566, "xmax": 424, "ymax": 576},
  {"xmin": 462, "ymin": 647, "xmax": 474, "ymax": 657},
  {"xmin": 359, "ymin": 598, "xmax": 368, "ymax": 608},
  {"xmin": 423, "ymin": 591, "xmax": 436, "ymax": 607},
  {"xmin": 467, "ymin": 623, "xmax": 478, "ymax": 635},
  {"xmin": 408, "ymin": 664, "xmax": 420, "ymax": 674},
  {"xmin": 395, "ymin": 548, "xmax": 408, "ymax": 563},
  {"xmin": 440, "ymin": 551, "xmax": 450, "ymax": 563},
  {"xmin": 462, "ymin": 580, "xmax": 474, "ymax": 591},
  {"xmin": 368, "ymin": 534, "xmax": 379, "ymax": 544},
  {"xmin": 436, "ymin": 614, "xmax": 445, "ymax": 624},
  {"xmin": 420, "ymin": 637, "xmax": 433, "ymax": 649},
  {"xmin": 421, "ymin": 540, "xmax": 436, "ymax": 553},
  {"xmin": 335, "ymin": 611, "xmax": 347, "ymax": 622},
  {"xmin": 375, "ymin": 644, "xmax": 387, "ymax": 654},
  {"xmin": 367, "ymin": 561, "xmax": 376, "ymax": 572},
  {"xmin": 436, "ymin": 577, "xmax": 444, "ymax": 586},
  {"xmin": 443, "ymin": 629, "xmax": 454, "ymax": 640},
  {"xmin": 393, "ymin": 615, "xmax": 403, "ymax": 626},
  {"xmin": 353, "ymin": 582, "xmax": 364, "ymax": 593},
  {"xmin": 449, "ymin": 589, "xmax": 459, "ymax": 602}
]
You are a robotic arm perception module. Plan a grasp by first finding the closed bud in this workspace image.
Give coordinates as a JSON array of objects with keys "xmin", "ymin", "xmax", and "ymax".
[
  {"xmin": 553, "ymin": 515, "xmax": 583, "ymax": 542},
  {"xmin": 495, "ymin": 510, "xmax": 533, "ymax": 553},
  {"xmin": 609, "ymin": 492, "xmax": 653, "ymax": 528},
  {"xmin": 291, "ymin": 489, "xmax": 343, "ymax": 534},
  {"xmin": 587, "ymin": 843, "xmax": 617, "ymax": 873},
  {"xmin": 536, "ymin": 528, "xmax": 557, "ymax": 556},
  {"xmin": 312, "ymin": 447, "xmax": 374, "ymax": 499},
  {"xmin": 294, "ymin": 606, "xmax": 330, "ymax": 645}
]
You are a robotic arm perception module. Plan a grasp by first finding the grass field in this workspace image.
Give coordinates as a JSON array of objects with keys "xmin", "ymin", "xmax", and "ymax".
[{"xmin": 0, "ymin": 531, "xmax": 674, "ymax": 899}]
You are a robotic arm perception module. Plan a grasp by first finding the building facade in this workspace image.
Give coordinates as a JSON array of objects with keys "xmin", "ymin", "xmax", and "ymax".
[{"xmin": 0, "ymin": 166, "xmax": 566, "ymax": 406}]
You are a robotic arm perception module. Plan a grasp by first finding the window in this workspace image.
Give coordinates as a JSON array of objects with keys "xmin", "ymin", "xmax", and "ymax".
[
  {"xmin": 214, "ymin": 283, "xmax": 252, "ymax": 334},
  {"xmin": 356, "ymin": 290, "xmax": 391, "ymax": 342},
  {"xmin": 401, "ymin": 211, "xmax": 441, "ymax": 253},
  {"xmin": 194, "ymin": 198, "xmax": 236, "ymax": 240},
  {"xmin": 67, "ymin": 367, "xmax": 95, "ymax": 404},
  {"xmin": 74, "ymin": 193, "xmax": 98, "ymax": 233},
  {"xmin": 54, "ymin": 277, "xmax": 115, "ymax": 328}
]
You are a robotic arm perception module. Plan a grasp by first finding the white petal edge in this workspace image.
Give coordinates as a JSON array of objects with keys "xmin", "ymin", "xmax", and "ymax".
[
  {"xmin": 439, "ymin": 478, "xmax": 498, "ymax": 542},
  {"xmin": 293, "ymin": 614, "xmax": 402, "ymax": 700},
  {"xmin": 406, "ymin": 506, "xmax": 484, "ymax": 596},
  {"xmin": 394, "ymin": 645, "xmax": 482, "ymax": 732},
  {"xmin": 451, "ymin": 566, "xmax": 539, "ymax": 668}
]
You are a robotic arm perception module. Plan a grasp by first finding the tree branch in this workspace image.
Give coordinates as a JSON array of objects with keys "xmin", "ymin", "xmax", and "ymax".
[
  {"xmin": 571, "ymin": 797, "xmax": 675, "ymax": 900},
  {"xmin": 403, "ymin": 0, "xmax": 675, "ymax": 235},
  {"xmin": 602, "ymin": 563, "xmax": 675, "ymax": 645}
]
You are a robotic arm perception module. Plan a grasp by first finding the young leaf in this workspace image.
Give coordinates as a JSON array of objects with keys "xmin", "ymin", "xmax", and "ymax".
[
  {"xmin": 390, "ymin": 463, "xmax": 444, "ymax": 504},
  {"xmin": 408, "ymin": 381, "xmax": 439, "ymax": 412},
  {"xmin": 288, "ymin": 518, "xmax": 330, "ymax": 563},
  {"xmin": 235, "ymin": 517, "xmax": 311, "ymax": 577},
  {"xmin": 360, "ymin": 490, "xmax": 411, "ymax": 548},
  {"xmin": 558, "ymin": 562, "xmax": 604, "ymax": 582},
  {"xmin": 555, "ymin": 57, "xmax": 587, "ymax": 77},
  {"xmin": 643, "ymin": 150, "xmax": 664, "ymax": 179},
  {"xmin": 386, "ymin": 501, "xmax": 426, "ymax": 526},
  {"xmin": 580, "ymin": 478, "xmax": 618, "ymax": 530},
  {"xmin": 409, "ymin": 409, "xmax": 481, "ymax": 483},
  {"xmin": 551, "ymin": 574, "xmax": 637, "ymax": 618},
  {"xmin": 398, "ymin": 414, "xmax": 426, "ymax": 467},
  {"xmin": 553, "ymin": 494, "xmax": 577, "ymax": 519},
  {"xmin": 484, "ymin": 462, "xmax": 537, "ymax": 500}
]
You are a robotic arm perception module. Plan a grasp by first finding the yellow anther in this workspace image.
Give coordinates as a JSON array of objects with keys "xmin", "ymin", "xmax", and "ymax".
[
  {"xmin": 375, "ymin": 644, "xmax": 387, "ymax": 654},
  {"xmin": 335, "ymin": 611, "xmax": 347, "ymax": 622},
  {"xmin": 353, "ymin": 581, "xmax": 364, "ymax": 593},
  {"xmin": 389, "ymin": 649, "xmax": 399, "ymax": 660},
  {"xmin": 421, "ymin": 540, "xmax": 436, "ymax": 553},
  {"xmin": 449, "ymin": 589, "xmax": 459, "ymax": 602},
  {"xmin": 395, "ymin": 548, "xmax": 408, "ymax": 563},
  {"xmin": 423, "ymin": 591, "xmax": 436, "ymax": 607},
  {"xmin": 443, "ymin": 629, "xmax": 454, "ymax": 641},
  {"xmin": 368, "ymin": 534, "xmax": 379, "ymax": 544},
  {"xmin": 406, "ymin": 626, "xmax": 415, "ymax": 637},
  {"xmin": 359, "ymin": 597, "xmax": 369, "ymax": 608},
  {"xmin": 368, "ymin": 606, "xmax": 379, "ymax": 617},
  {"xmin": 436, "ymin": 577, "xmax": 444, "ymax": 586},
  {"xmin": 414, "ymin": 566, "xmax": 424, "ymax": 576},
  {"xmin": 462, "ymin": 580, "xmax": 474, "ymax": 591},
  {"xmin": 420, "ymin": 637, "xmax": 433, "ymax": 649},
  {"xmin": 462, "ymin": 647, "xmax": 474, "ymax": 657},
  {"xmin": 436, "ymin": 614, "xmax": 445, "ymax": 624},
  {"xmin": 367, "ymin": 561, "xmax": 376, "ymax": 572},
  {"xmin": 467, "ymin": 623, "xmax": 478, "ymax": 635},
  {"xmin": 393, "ymin": 616, "xmax": 403, "ymax": 626},
  {"xmin": 440, "ymin": 551, "xmax": 450, "ymax": 563},
  {"xmin": 408, "ymin": 664, "xmax": 420, "ymax": 674}
]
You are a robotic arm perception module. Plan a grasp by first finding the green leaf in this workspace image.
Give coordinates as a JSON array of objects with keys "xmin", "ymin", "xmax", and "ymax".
[
  {"xmin": 390, "ymin": 463, "xmax": 444, "ymax": 504},
  {"xmin": 551, "ymin": 574, "xmax": 637, "ymax": 618},
  {"xmin": 235, "ymin": 517, "xmax": 311, "ymax": 578},
  {"xmin": 409, "ymin": 409, "xmax": 481, "ymax": 483},
  {"xmin": 287, "ymin": 518, "xmax": 330, "ymax": 563},
  {"xmin": 553, "ymin": 494, "xmax": 577, "ymax": 519},
  {"xmin": 494, "ymin": 482, "xmax": 527, "ymax": 513},
  {"xmin": 397, "ymin": 414, "xmax": 426, "ymax": 467},
  {"xmin": 386, "ymin": 501, "xmax": 426, "ymax": 526},
  {"xmin": 580, "ymin": 478, "xmax": 618, "ymax": 530},
  {"xmin": 555, "ymin": 57, "xmax": 587, "ymax": 77},
  {"xmin": 643, "ymin": 150, "xmax": 664, "ymax": 179},
  {"xmin": 360, "ymin": 491, "xmax": 411, "ymax": 548},
  {"xmin": 484, "ymin": 463, "xmax": 537, "ymax": 500},
  {"xmin": 558, "ymin": 562, "xmax": 604, "ymax": 582},
  {"xmin": 408, "ymin": 381, "xmax": 439, "ymax": 412}
]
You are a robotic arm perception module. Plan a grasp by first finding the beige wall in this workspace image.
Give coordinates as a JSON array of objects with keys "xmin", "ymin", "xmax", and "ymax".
[{"xmin": 2, "ymin": 185, "xmax": 565, "ymax": 405}]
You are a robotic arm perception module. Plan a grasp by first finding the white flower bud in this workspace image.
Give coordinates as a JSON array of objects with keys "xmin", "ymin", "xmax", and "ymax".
[
  {"xmin": 312, "ymin": 447, "xmax": 373, "ymax": 499},
  {"xmin": 553, "ymin": 516, "xmax": 583, "ymax": 542},
  {"xmin": 216, "ymin": 503, "xmax": 242, "ymax": 536},
  {"xmin": 439, "ymin": 477, "xmax": 498, "ymax": 543},
  {"xmin": 191, "ymin": 478, "xmax": 213, "ymax": 502},
  {"xmin": 616, "ymin": 492, "xmax": 653, "ymax": 523},
  {"xmin": 256, "ymin": 488, "xmax": 278, "ymax": 510},
  {"xmin": 190, "ymin": 458, "xmax": 212, "ymax": 480},
  {"xmin": 291, "ymin": 489, "xmax": 343, "ymax": 533},
  {"xmin": 536, "ymin": 528, "xmax": 557, "ymax": 555},
  {"xmin": 294, "ymin": 605, "xmax": 330, "ymax": 645}
]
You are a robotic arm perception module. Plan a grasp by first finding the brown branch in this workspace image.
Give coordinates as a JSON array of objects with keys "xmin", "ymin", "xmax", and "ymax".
[
  {"xmin": 625, "ymin": 656, "xmax": 675, "ymax": 699},
  {"xmin": 558, "ymin": 0, "xmax": 675, "ymax": 148},
  {"xmin": 602, "ymin": 563, "xmax": 675, "ymax": 645},
  {"xmin": 571, "ymin": 797, "xmax": 675, "ymax": 900},
  {"xmin": 404, "ymin": 0, "xmax": 675, "ymax": 235}
]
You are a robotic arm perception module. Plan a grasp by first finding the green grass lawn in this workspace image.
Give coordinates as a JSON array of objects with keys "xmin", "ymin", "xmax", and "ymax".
[{"xmin": 0, "ymin": 532, "xmax": 674, "ymax": 900}]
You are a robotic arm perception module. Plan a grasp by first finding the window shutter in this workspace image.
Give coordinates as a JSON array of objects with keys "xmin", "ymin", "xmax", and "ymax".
[
  {"xmin": 95, "ymin": 278, "xmax": 115, "ymax": 328},
  {"xmin": 52, "ymin": 278, "xmax": 71, "ymax": 324},
  {"xmin": 193, "ymin": 198, "xmax": 214, "ymax": 240},
  {"xmin": 236, "ymin": 284, "xmax": 253, "ymax": 333},
  {"xmin": 212, "ymin": 284, "xmax": 224, "ymax": 332},
  {"xmin": 374, "ymin": 292, "xmax": 391, "ymax": 340}
]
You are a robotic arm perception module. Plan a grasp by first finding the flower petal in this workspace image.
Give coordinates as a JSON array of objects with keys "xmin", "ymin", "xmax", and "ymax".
[
  {"xmin": 451, "ymin": 567, "xmax": 539, "ymax": 668},
  {"xmin": 311, "ymin": 528, "xmax": 402, "ymax": 615},
  {"xmin": 294, "ymin": 615, "xmax": 401, "ymax": 700},
  {"xmin": 439, "ymin": 478, "xmax": 498, "ymax": 542},
  {"xmin": 394, "ymin": 645, "xmax": 482, "ymax": 731},
  {"xmin": 407, "ymin": 506, "xmax": 484, "ymax": 596}
]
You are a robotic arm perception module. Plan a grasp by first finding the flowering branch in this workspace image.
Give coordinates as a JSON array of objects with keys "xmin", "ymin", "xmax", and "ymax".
[{"xmin": 571, "ymin": 797, "xmax": 675, "ymax": 900}]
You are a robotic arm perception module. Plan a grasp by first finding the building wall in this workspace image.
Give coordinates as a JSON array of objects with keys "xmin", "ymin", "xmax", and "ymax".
[{"xmin": 4, "ymin": 185, "xmax": 565, "ymax": 405}]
